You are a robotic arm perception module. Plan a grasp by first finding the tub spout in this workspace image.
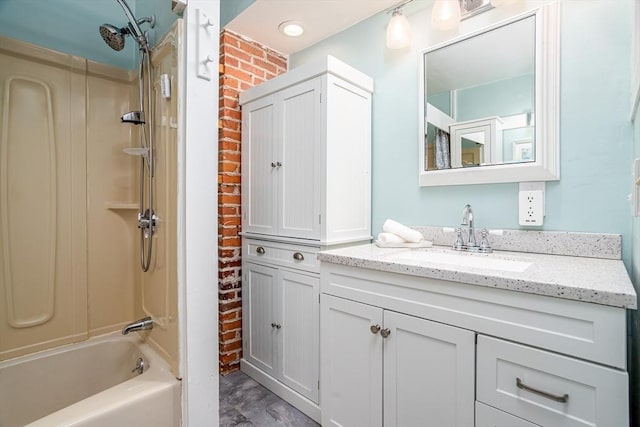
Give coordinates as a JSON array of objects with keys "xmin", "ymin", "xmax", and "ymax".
[{"xmin": 122, "ymin": 316, "xmax": 153, "ymax": 335}]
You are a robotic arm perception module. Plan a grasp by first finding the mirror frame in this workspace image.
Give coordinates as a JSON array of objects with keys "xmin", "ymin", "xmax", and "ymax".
[{"xmin": 418, "ymin": 2, "xmax": 559, "ymax": 186}]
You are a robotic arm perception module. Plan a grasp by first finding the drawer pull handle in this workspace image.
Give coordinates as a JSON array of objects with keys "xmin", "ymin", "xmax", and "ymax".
[
  {"xmin": 256, "ymin": 247, "xmax": 265, "ymax": 255},
  {"xmin": 370, "ymin": 324, "xmax": 381, "ymax": 334},
  {"xmin": 293, "ymin": 252, "xmax": 304, "ymax": 261},
  {"xmin": 271, "ymin": 322, "xmax": 281, "ymax": 329},
  {"xmin": 516, "ymin": 378, "xmax": 569, "ymax": 403},
  {"xmin": 380, "ymin": 328, "xmax": 391, "ymax": 338}
]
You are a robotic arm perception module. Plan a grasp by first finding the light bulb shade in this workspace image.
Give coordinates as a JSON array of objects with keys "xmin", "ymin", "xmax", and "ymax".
[
  {"xmin": 386, "ymin": 11, "xmax": 411, "ymax": 49},
  {"xmin": 431, "ymin": 0, "xmax": 461, "ymax": 31}
]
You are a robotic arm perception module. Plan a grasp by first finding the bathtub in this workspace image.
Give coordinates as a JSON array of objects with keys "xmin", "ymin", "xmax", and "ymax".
[{"xmin": 0, "ymin": 332, "xmax": 181, "ymax": 427}]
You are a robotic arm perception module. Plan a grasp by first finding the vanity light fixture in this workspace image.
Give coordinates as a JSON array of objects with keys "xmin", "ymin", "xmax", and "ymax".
[
  {"xmin": 431, "ymin": 0, "xmax": 462, "ymax": 31},
  {"xmin": 278, "ymin": 21, "xmax": 304, "ymax": 37},
  {"xmin": 385, "ymin": 0, "xmax": 414, "ymax": 49}
]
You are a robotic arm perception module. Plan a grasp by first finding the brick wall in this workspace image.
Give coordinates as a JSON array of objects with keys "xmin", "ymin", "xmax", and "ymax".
[{"xmin": 218, "ymin": 29, "xmax": 287, "ymax": 375}]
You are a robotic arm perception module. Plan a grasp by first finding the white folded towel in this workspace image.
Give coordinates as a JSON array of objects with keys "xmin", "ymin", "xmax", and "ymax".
[
  {"xmin": 376, "ymin": 232, "xmax": 407, "ymax": 244},
  {"xmin": 382, "ymin": 219, "xmax": 424, "ymax": 243}
]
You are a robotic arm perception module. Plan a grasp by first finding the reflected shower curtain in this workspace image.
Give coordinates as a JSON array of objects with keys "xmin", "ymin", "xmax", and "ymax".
[{"xmin": 435, "ymin": 128, "xmax": 451, "ymax": 170}]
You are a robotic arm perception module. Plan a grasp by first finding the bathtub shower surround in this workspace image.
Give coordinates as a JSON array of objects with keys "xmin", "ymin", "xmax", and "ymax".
[
  {"xmin": 0, "ymin": 333, "xmax": 180, "ymax": 427},
  {"xmin": 0, "ymin": 23, "xmax": 182, "ymax": 373}
]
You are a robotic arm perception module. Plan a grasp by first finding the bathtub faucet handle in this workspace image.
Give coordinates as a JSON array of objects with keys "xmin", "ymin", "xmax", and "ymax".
[
  {"xmin": 122, "ymin": 316, "xmax": 154, "ymax": 335},
  {"xmin": 132, "ymin": 357, "xmax": 145, "ymax": 375}
]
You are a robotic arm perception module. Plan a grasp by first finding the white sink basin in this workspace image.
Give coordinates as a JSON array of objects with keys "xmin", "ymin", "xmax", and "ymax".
[{"xmin": 389, "ymin": 249, "xmax": 533, "ymax": 273}]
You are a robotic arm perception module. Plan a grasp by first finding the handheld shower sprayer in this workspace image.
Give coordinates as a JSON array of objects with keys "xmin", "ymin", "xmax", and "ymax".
[
  {"xmin": 101, "ymin": 0, "xmax": 157, "ymax": 273},
  {"xmin": 99, "ymin": 0, "xmax": 155, "ymax": 52}
]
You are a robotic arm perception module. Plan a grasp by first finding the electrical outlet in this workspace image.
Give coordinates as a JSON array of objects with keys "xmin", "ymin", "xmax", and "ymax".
[{"xmin": 519, "ymin": 190, "xmax": 544, "ymax": 226}]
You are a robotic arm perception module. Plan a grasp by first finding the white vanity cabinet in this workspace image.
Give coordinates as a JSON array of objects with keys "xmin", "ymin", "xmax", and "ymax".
[
  {"xmin": 242, "ymin": 239, "xmax": 320, "ymax": 407},
  {"xmin": 319, "ymin": 259, "xmax": 631, "ymax": 427},
  {"xmin": 240, "ymin": 57, "xmax": 373, "ymax": 423},
  {"xmin": 240, "ymin": 55, "xmax": 373, "ymax": 245},
  {"xmin": 321, "ymin": 294, "xmax": 475, "ymax": 427}
]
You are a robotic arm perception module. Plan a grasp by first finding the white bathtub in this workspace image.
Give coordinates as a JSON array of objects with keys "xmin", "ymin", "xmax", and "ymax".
[{"xmin": 0, "ymin": 332, "xmax": 181, "ymax": 427}]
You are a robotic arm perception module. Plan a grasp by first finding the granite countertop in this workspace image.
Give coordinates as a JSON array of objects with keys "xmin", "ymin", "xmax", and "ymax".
[{"xmin": 318, "ymin": 244, "xmax": 637, "ymax": 309}]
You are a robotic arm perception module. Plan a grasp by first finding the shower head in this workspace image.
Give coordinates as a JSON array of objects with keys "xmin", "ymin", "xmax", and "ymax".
[
  {"xmin": 100, "ymin": 0, "xmax": 155, "ymax": 52},
  {"xmin": 99, "ymin": 24, "xmax": 127, "ymax": 51}
]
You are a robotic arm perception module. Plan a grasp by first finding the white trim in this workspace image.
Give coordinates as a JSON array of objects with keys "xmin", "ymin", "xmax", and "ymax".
[
  {"xmin": 177, "ymin": 2, "xmax": 219, "ymax": 426},
  {"xmin": 426, "ymin": 103, "xmax": 455, "ymax": 131},
  {"xmin": 632, "ymin": 0, "xmax": 640, "ymax": 121},
  {"xmin": 418, "ymin": 2, "xmax": 560, "ymax": 186}
]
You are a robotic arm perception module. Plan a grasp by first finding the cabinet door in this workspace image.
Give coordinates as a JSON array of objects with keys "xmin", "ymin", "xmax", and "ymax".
[
  {"xmin": 277, "ymin": 270, "xmax": 319, "ymax": 403},
  {"xmin": 476, "ymin": 402, "xmax": 540, "ymax": 427},
  {"xmin": 383, "ymin": 311, "xmax": 475, "ymax": 427},
  {"xmin": 242, "ymin": 95, "xmax": 278, "ymax": 235},
  {"xmin": 243, "ymin": 263, "xmax": 277, "ymax": 377},
  {"xmin": 278, "ymin": 79, "xmax": 321, "ymax": 239},
  {"xmin": 321, "ymin": 295, "xmax": 383, "ymax": 427}
]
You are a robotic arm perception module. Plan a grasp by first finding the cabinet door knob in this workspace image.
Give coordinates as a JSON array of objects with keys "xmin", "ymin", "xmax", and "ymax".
[
  {"xmin": 271, "ymin": 162, "xmax": 276, "ymax": 168},
  {"xmin": 256, "ymin": 246, "xmax": 265, "ymax": 255},
  {"xmin": 276, "ymin": 161, "xmax": 282, "ymax": 167},
  {"xmin": 293, "ymin": 252, "xmax": 304, "ymax": 261},
  {"xmin": 271, "ymin": 322, "xmax": 281, "ymax": 329},
  {"xmin": 370, "ymin": 324, "xmax": 381, "ymax": 334},
  {"xmin": 380, "ymin": 328, "xmax": 391, "ymax": 338}
]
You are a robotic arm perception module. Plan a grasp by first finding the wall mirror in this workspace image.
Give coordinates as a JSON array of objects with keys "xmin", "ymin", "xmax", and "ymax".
[{"xmin": 418, "ymin": 3, "xmax": 559, "ymax": 186}]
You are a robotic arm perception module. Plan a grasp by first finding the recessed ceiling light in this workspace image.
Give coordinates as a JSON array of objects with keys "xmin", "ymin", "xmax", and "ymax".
[{"xmin": 278, "ymin": 21, "xmax": 304, "ymax": 37}]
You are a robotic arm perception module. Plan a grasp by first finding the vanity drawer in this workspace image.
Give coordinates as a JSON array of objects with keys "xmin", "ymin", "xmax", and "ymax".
[
  {"xmin": 243, "ymin": 239, "xmax": 319, "ymax": 273},
  {"xmin": 475, "ymin": 402, "xmax": 539, "ymax": 427},
  {"xmin": 476, "ymin": 335, "xmax": 628, "ymax": 427}
]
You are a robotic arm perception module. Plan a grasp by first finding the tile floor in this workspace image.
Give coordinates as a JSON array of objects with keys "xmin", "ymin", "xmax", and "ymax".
[{"xmin": 219, "ymin": 370, "xmax": 319, "ymax": 427}]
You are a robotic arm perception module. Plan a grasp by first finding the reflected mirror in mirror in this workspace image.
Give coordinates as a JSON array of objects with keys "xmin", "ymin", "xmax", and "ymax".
[{"xmin": 424, "ymin": 15, "xmax": 535, "ymax": 171}]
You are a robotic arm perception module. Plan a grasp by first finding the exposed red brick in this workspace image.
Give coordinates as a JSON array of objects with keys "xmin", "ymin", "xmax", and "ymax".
[
  {"xmin": 218, "ymin": 28, "xmax": 287, "ymax": 376},
  {"xmin": 253, "ymin": 57, "xmax": 278, "ymax": 75},
  {"xmin": 220, "ymin": 237, "xmax": 241, "ymax": 247},
  {"xmin": 219, "ymin": 175, "xmax": 241, "ymax": 184}
]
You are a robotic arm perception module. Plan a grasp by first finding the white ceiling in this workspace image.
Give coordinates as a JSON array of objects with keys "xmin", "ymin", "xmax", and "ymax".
[{"xmin": 225, "ymin": 0, "xmax": 401, "ymax": 55}]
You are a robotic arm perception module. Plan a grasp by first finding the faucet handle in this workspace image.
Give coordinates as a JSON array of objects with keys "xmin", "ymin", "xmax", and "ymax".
[
  {"xmin": 479, "ymin": 229, "xmax": 492, "ymax": 253},
  {"xmin": 453, "ymin": 228, "xmax": 465, "ymax": 250}
]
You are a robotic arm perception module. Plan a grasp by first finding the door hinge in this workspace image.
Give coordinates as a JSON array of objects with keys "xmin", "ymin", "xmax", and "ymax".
[
  {"xmin": 318, "ymin": 214, "xmax": 322, "ymax": 224},
  {"xmin": 320, "ymin": 93, "xmax": 322, "ymax": 103},
  {"xmin": 318, "ymin": 379, "xmax": 320, "ymax": 390},
  {"xmin": 318, "ymin": 294, "xmax": 320, "ymax": 304}
]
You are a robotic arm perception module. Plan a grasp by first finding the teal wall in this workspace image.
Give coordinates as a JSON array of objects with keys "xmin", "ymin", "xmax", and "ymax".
[
  {"xmin": 220, "ymin": 0, "xmax": 255, "ymax": 27},
  {"xmin": 0, "ymin": 0, "xmax": 178, "ymax": 69},
  {"xmin": 291, "ymin": 0, "xmax": 635, "ymax": 266},
  {"xmin": 632, "ymin": 102, "xmax": 640, "ymax": 427}
]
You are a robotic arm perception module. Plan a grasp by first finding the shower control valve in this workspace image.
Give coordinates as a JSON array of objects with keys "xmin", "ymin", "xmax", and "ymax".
[{"xmin": 138, "ymin": 209, "xmax": 158, "ymax": 238}]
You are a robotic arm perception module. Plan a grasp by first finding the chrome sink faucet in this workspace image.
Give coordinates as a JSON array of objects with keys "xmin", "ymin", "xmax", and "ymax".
[
  {"xmin": 452, "ymin": 204, "xmax": 493, "ymax": 253},
  {"xmin": 461, "ymin": 204, "xmax": 478, "ymax": 249}
]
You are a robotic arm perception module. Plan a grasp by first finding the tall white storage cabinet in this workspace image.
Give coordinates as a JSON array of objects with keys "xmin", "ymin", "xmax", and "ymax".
[{"xmin": 239, "ymin": 56, "xmax": 373, "ymax": 422}]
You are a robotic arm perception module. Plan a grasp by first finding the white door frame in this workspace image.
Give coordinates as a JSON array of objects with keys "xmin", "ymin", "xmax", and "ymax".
[{"xmin": 178, "ymin": 1, "xmax": 220, "ymax": 425}]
